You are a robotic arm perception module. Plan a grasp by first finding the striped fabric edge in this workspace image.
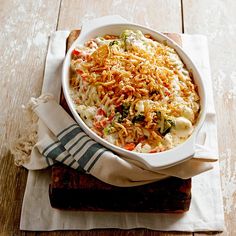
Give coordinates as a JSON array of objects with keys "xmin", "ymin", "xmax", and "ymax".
[
  {"xmin": 42, "ymin": 141, "xmax": 61, "ymax": 166},
  {"xmin": 66, "ymin": 133, "xmax": 88, "ymax": 154},
  {"xmin": 57, "ymin": 123, "xmax": 78, "ymax": 139},
  {"xmin": 85, "ymin": 148, "xmax": 107, "ymax": 172},
  {"xmin": 41, "ymin": 123, "xmax": 107, "ymax": 172},
  {"xmin": 60, "ymin": 126, "xmax": 83, "ymax": 147},
  {"xmin": 42, "ymin": 124, "xmax": 84, "ymax": 159},
  {"xmin": 46, "ymin": 156, "xmax": 55, "ymax": 166},
  {"xmin": 72, "ymin": 138, "xmax": 96, "ymax": 159},
  {"xmin": 42, "ymin": 140, "xmax": 60, "ymax": 157},
  {"xmin": 74, "ymin": 141, "xmax": 98, "ymax": 172},
  {"xmin": 42, "ymin": 141, "xmax": 82, "ymax": 170}
]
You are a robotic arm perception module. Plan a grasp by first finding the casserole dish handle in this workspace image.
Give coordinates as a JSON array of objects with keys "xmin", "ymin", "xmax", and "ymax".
[{"xmin": 136, "ymin": 134, "xmax": 196, "ymax": 170}]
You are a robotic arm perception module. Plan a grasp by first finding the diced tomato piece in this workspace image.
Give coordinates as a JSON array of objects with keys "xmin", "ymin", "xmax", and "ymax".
[
  {"xmin": 76, "ymin": 69, "xmax": 83, "ymax": 74},
  {"xmin": 94, "ymin": 118, "xmax": 108, "ymax": 130},
  {"xmin": 165, "ymin": 91, "xmax": 170, "ymax": 96},
  {"xmin": 85, "ymin": 54, "xmax": 91, "ymax": 61},
  {"xmin": 94, "ymin": 121, "xmax": 102, "ymax": 129},
  {"xmin": 81, "ymin": 74, "xmax": 87, "ymax": 81},
  {"xmin": 72, "ymin": 49, "xmax": 81, "ymax": 56},
  {"xmin": 100, "ymin": 120, "xmax": 107, "ymax": 128},
  {"xmin": 124, "ymin": 143, "xmax": 136, "ymax": 151},
  {"xmin": 97, "ymin": 108, "xmax": 107, "ymax": 116},
  {"xmin": 108, "ymin": 114, "xmax": 114, "ymax": 121},
  {"xmin": 149, "ymin": 147, "xmax": 165, "ymax": 153},
  {"xmin": 163, "ymin": 82, "xmax": 170, "ymax": 88},
  {"xmin": 149, "ymin": 149, "xmax": 158, "ymax": 153}
]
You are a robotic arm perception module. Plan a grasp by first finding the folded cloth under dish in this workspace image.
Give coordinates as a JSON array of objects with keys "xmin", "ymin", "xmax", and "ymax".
[{"xmin": 18, "ymin": 30, "xmax": 224, "ymax": 231}]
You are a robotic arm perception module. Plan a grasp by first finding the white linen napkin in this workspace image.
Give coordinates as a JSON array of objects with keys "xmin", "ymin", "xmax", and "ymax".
[{"xmin": 19, "ymin": 31, "xmax": 224, "ymax": 231}]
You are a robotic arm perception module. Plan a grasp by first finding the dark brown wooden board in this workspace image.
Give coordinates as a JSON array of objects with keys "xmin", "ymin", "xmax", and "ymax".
[
  {"xmin": 49, "ymin": 30, "xmax": 192, "ymax": 213},
  {"xmin": 49, "ymin": 165, "xmax": 191, "ymax": 212}
]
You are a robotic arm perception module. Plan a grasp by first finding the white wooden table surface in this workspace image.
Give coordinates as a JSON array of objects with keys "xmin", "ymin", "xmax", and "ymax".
[{"xmin": 0, "ymin": 0, "xmax": 236, "ymax": 235}]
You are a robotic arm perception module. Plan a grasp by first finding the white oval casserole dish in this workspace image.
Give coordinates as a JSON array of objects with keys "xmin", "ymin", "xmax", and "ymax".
[{"xmin": 62, "ymin": 15, "xmax": 206, "ymax": 170}]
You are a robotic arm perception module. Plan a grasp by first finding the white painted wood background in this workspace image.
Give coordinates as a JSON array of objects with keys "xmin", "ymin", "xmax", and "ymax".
[{"xmin": 0, "ymin": 0, "xmax": 235, "ymax": 235}]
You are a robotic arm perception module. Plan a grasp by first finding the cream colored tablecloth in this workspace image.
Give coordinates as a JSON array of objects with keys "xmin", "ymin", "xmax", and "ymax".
[{"xmin": 20, "ymin": 31, "xmax": 224, "ymax": 231}]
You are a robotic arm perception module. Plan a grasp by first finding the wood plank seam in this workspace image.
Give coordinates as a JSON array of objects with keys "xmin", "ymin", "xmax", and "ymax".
[
  {"xmin": 56, "ymin": 0, "xmax": 63, "ymax": 30},
  {"xmin": 180, "ymin": 0, "xmax": 185, "ymax": 33}
]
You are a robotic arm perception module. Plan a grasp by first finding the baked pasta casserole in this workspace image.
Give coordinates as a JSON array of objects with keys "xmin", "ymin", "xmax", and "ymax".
[{"xmin": 69, "ymin": 30, "xmax": 200, "ymax": 153}]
